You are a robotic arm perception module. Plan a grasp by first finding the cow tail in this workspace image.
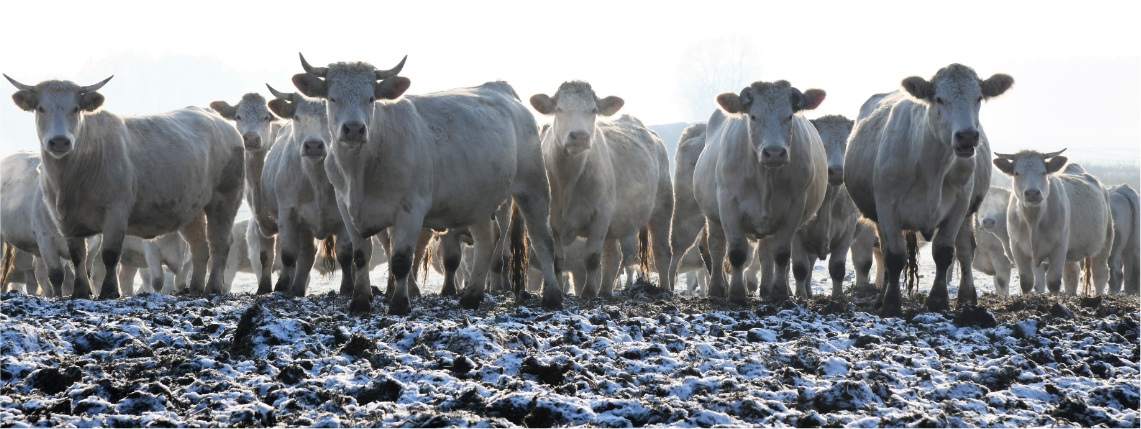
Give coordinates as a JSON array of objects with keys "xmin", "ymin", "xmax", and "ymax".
[
  {"xmin": 1083, "ymin": 256, "xmax": 1093, "ymax": 296},
  {"xmin": 699, "ymin": 226, "xmax": 712, "ymax": 274},
  {"xmin": 905, "ymin": 232, "xmax": 919, "ymax": 296},
  {"xmin": 320, "ymin": 237, "xmax": 337, "ymax": 275},
  {"xmin": 0, "ymin": 243, "xmax": 13, "ymax": 291},
  {"xmin": 637, "ymin": 226, "xmax": 651, "ymax": 283},
  {"xmin": 509, "ymin": 201, "xmax": 528, "ymax": 297}
]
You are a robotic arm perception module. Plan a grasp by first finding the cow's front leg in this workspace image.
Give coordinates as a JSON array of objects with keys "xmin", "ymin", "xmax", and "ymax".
[
  {"xmin": 953, "ymin": 216, "xmax": 977, "ymax": 307},
  {"xmin": 439, "ymin": 229, "xmax": 465, "ymax": 297},
  {"xmin": 599, "ymin": 238, "xmax": 622, "ymax": 298},
  {"xmin": 705, "ymin": 218, "xmax": 729, "ymax": 299},
  {"xmin": 579, "ymin": 218, "xmax": 611, "ymax": 299},
  {"xmin": 97, "ymin": 224, "xmax": 127, "ymax": 300},
  {"xmin": 66, "ymin": 238, "xmax": 89, "ymax": 298},
  {"xmin": 790, "ymin": 237, "xmax": 814, "ymax": 298},
  {"xmin": 180, "ymin": 212, "xmax": 210, "ymax": 295},
  {"xmin": 386, "ymin": 212, "xmax": 427, "ymax": 316}
]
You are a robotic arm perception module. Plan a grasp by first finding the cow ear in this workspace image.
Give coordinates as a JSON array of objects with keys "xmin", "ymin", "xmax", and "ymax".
[
  {"xmin": 11, "ymin": 90, "xmax": 37, "ymax": 112},
  {"xmin": 901, "ymin": 76, "xmax": 934, "ymax": 101},
  {"xmin": 993, "ymin": 158, "xmax": 1014, "ymax": 176},
  {"xmin": 80, "ymin": 91, "xmax": 105, "ymax": 112},
  {"xmin": 292, "ymin": 73, "xmax": 327, "ymax": 98},
  {"xmin": 980, "ymin": 73, "xmax": 1014, "ymax": 98},
  {"xmin": 1045, "ymin": 156, "xmax": 1068, "ymax": 174},
  {"xmin": 210, "ymin": 101, "xmax": 237, "ymax": 119},
  {"xmin": 716, "ymin": 92, "xmax": 744, "ymax": 114},
  {"xmin": 530, "ymin": 94, "xmax": 555, "ymax": 115},
  {"xmin": 375, "ymin": 76, "xmax": 410, "ymax": 100},
  {"xmin": 796, "ymin": 89, "xmax": 826, "ymax": 111},
  {"xmin": 597, "ymin": 96, "xmax": 624, "ymax": 116},
  {"xmin": 267, "ymin": 99, "xmax": 294, "ymax": 119}
]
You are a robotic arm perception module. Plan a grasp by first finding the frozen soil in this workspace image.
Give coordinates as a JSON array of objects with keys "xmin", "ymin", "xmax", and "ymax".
[{"xmin": 1, "ymin": 283, "xmax": 1138, "ymax": 427}]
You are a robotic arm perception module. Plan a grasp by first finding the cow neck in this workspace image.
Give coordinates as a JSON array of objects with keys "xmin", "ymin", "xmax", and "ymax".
[
  {"xmin": 549, "ymin": 136, "xmax": 596, "ymax": 226},
  {"xmin": 41, "ymin": 112, "xmax": 131, "ymax": 204}
]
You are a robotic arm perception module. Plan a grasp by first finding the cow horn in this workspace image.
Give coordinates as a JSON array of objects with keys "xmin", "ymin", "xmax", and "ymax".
[
  {"xmin": 81, "ymin": 76, "xmax": 113, "ymax": 93},
  {"xmin": 994, "ymin": 152, "xmax": 1015, "ymax": 160},
  {"xmin": 375, "ymin": 55, "xmax": 408, "ymax": 80},
  {"xmin": 1042, "ymin": 148, "xmax": 1066, "ymax": 159},
  {"xmin": 265, "ymin": 84, "xmax": 294, "ymax": 101},
  {"xmin": 299, "ymin": 53, "xmax": 327, "ymax": 77},
  {"xmin": 4, "ymin": 74, "xmax": 36, "ymax": 91}
]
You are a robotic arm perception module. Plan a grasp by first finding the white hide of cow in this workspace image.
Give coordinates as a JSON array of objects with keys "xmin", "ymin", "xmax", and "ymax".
[
  {"xmin": 210, "ymin": 93, "xmax": 282, "ymax": 295},
  {"xmin": 994, "ymin": 150, "xmax": 1114, "ymax": 295},
  {"xmin": 291, "ymin": 54, "xmax": 561, "ymax": 315},
  {"xmin": 973, "ymin": 186, "xmax": 1015, "ymax": 296},
  {"xmin": 693, "ymin": 80, "xmax": 828, "ymax": 303},
  {"xmin": 1107, "ymin": 184, "xmax": 1140, "ymax": 295},
  {"xmin": 844, "ymin": 64, "xmax": 1012, "ymax": 316},
  {"xmin": 531, "ymin": 81, "xmax": 673, "ymax": 298},
  {"xmin": 6, "ymin": 75, "xmax": 245, "ymax": 299},
  {"xmin": 263, "ymin": 85, "xmax": 368, "ymax": 298},
  {"xmin": 0, "ymin": 151, "xmax": 90, "ymax": 297}
]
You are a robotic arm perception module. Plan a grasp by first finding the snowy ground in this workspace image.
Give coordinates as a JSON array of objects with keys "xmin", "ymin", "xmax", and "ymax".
[{"xmin": 1, "ymin": 254, "xmax": 1139, "ymax": 427}]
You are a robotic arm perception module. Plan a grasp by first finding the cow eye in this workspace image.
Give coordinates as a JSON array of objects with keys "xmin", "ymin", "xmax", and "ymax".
[
  {"xmin": 935, "ymin": 97, "xmax": 946, "ymax": 105},
  {"xmin": 234, "ymin": 115, "xmax": 242, "ymax": 121},
  {"xmin": 368, "ymin": 97, "xmax": 376, "ymax": 103},
  {"xmin": 329, "ymin": 97, "xmax": 337, "ymax": 103},
  {"xmin": 37, "ymin": 106, "xmax": 45, "ymax": 113},
  {"xmin": 1014, "ymin": 172, "xmax": 1021, "ymax": 177},
  {"xmin": 592, "ymin": 108, "xmax": 599, "ymax": 114},
  {"xmin": 70, "ymin": 107, "xmax": 79, "ymax": 114},
  {"xmin": 786, "ymin": 115, "xmax": 793, "ymax": 122},
  {"xmin": 750, "ymin": 115, "xmax": 757, "ymax": 122},
  {"xmin": 263, "ymin": 116, "xmax": 271, "ymax": 121}
]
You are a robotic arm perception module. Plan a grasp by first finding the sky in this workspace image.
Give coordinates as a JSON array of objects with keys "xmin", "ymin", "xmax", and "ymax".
[{"xmin": 2, "ymin": 0, "xmax": 1139, "ymax": 164}]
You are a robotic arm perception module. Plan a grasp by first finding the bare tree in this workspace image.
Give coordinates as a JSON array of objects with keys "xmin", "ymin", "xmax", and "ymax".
[{"xmin": 675, "ymin": 36, "xmax": 763, "ymax": 121}]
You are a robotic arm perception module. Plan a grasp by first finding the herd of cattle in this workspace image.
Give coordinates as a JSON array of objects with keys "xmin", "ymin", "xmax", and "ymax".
[{"xmin": 2, "ymin": 58, "xmax": 1138, "ymax": 317}]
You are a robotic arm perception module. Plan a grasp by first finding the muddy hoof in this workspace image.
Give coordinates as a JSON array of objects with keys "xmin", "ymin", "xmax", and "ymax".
[
  {"xmin": 388, "ymin": 295, "xmax": 411, "ymax": 316},
  {"xmin": 98, "ymin": 284, "xmax": 119, "ymax": 300},
  {"xmin": 256, "ymin": 277, "xmax": 272, "ymax": 295},
  {"xmin": 542, "ymin": 287, "xmax": 563, "ymax": 311},
  {"xmin": 729, "ymin": 287, "xmax": 749, "ymax": 305},
  {"xmin": 458, "ymin": 291, "xmax": 483, "ymax": 310},
  {"xmin": 927, "ymin": 295, "xmax": 950, "ymax": 312},
  {"xmin": 440, "ymin": 283, "xmax": 458, "ymax": 297},
  {"xmin": 880, "ymin": 295, "xmax": 903, "ymax": 318},
  {"xmin": 338, "ymin": 281, "xmax": 353, "ymax": 297},
  {"xmin": 71, "ymin": 285, "xmax": 92, "ymax": 300},
  {"xmin": 348, "ymin": 295, "xmax": 372, "ymax": 316},
  {"xmin": 274, "ymin": 277, "xmax": 291, "ymax": 293},
  {"xmin": 955, "ymin": 291, "xmax": 977, "ymax": 308}
]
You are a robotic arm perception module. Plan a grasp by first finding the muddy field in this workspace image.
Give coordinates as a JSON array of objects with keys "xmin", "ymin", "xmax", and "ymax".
[{"xmin": 1, "ymin": 276, "xmax": 1138, "ymax": 427}]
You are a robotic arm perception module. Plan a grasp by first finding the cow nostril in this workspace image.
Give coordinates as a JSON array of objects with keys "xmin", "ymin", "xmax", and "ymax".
[
  {"xmin": 567, "ymin": 131, "xmax": 589, "ymax": 143},
  {"xmin": 48, "ymin": 136, "xmax": 70, "ymax": 151},
  {"xmin": 342, "ymin": 122, "xmax": 366, "ymax": 139},
  {"xmin": 955, "ymin": 129, "xmax": 980, "ymax": 147}
]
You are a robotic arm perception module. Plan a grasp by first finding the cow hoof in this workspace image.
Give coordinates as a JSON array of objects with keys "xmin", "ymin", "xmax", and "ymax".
[
  {"xmin": 458, "ymin": 291, "xmax": 484, "ymax": 310},
  {"xmin": 927, "ymin": 295, "xmax": 950, "ymax": 312},
  {"xmin": 440, "ymin": 283, "xmax": 458, "ymax": 297},
  {"xmin": 542, "ymin": 289, "xmax": 563, "ymax": 311},
  {"xmin": 274, "ymin": 277, "xmax": 291, "ymax": 293},
  {"xmin": 71, "ymin": 287, "xmax": 92, "ymax": 300},
  {"xmin": 256, "ymin": 278, "xmax": 272, "ymax": 295},
  {"xmin": 880, "ymin": 295, "xmax": 903, "ymax": 318},
  {"xmin": 729, "ymin": 288, "xmax": 749, "ymax": 304},
  {"xmin": 388, "ymin": 296, "xmax": 411, "ymax": 316},
  {"xmin": 98, "ymin": 286, "xmax": 120, "ymax": 300},
  {"xmin": 348, "ymin": 295, "xmax": 372, "ymax": 317},
  {"xmin": 339, "ymin": 281, "xmax": 353, "ymax": 297}
]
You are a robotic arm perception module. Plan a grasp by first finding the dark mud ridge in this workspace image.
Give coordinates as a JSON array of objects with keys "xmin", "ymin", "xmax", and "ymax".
[{"xmin": 1, "ymin": 286, "xmax": 1138, "ymax": 427}]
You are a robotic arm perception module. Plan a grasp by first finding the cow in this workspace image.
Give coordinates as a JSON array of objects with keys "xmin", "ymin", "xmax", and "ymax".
[
  {"xmin": 290, "ymin": 54, "xmax": 562, "ymax": 315},
  {"xmin": 784, "ymin": 114, "xmax": 857, "ymax": 298},
  {"xmin": 693, "ymin": 80, "xmax": 828, "ymax": 303},
  {"xmin": 845, "ymin": 64, "xmax": 1012, "ymax": 315},
  {"xmin": 530, "ymin": 81, "xmax": 673, "ymax": 297},
  {"xmin": 209, "ymin": 93, "xmax": 282, "ymax": 295},
  {"xmin": 0, "ymin": 151, "xmax": 90, "ymax": 297},
  {"xmin": 6, "ymin": 75, "xmax": 245, "ymax": 298},
  {"xmin": 973, "ymin": 186, "xmax": 1015, "ymax": 296},
  {"xmin": 1, "ymin": 248, "xmax": 36, "ymax": 294},
  {"xmin": 1107, "ymin": 184, "xmax": 1140, "ymax": 295},
  {"xmin": 88, "ymin": 233, "xmax": 191, "ymax": 296},
  {"xmin": 994, "ymin": 149, "xmax": 1113, "ymax": 295},
  {"xmin": 668, "ymin": 124, "xmax": 711, "ymax": 287}
]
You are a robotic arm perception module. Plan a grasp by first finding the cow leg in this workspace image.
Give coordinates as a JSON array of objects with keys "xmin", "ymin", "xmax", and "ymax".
[
  {"xmin": 97, "ymin": 228, "xmax": 125, "ymax": 300},
  {"xmin": 705, "ymin": 219, "xmax": 729, "ymax": 299},
  {"xmin": 173, "ymin": 256, "xmax": 192, "ymax": 294},
  {"xmin": 873, "ymin": 214, "xmax": 907, "ymax": 317},
  {"xmin": 1126, "ymin": 242, "xmax": 1141, "ymax": 295},
  {"xmin": 290, "ymin": 236, "xmax": 317, "ymax": 298},
  {"xmin": 511, "ymin": 185, "xmax": 562, "ymax": 310},
  {"xmin": 335, "ymin": 233, "xmax": 355, "ymax": 297},
  {"xmin": 953, "ymin": 217, "xmax": 978, "ymax": 307},
  {"xmin": 769, "ymin": 231, "xmax": 798, "ymax": 303},
  {"xmin": 275, "ymin": 222, "xmax": 301, "ymax": 295},
  {"xmin": 669, "ymin": 216, "xmax": 704, "ymax": 298},
  {"xmin": 33, "ymin": 257, "xmax": 54, "ymax": 298},
  {"xmin": 408, "ymin": 229, "xmax": 432, "ymax": 299},
  {"xmin": 118, "ymin": 266, "xmax": 138, "ymax": 296},
  {"xmin": 1092, "ymin": 224, "xmax": 1113, "ymax": 296},
  {"xmin": 203, "ymin": 200, "xmax": 238, "ymax": 295},
  {"xmin": 579, "ymin": 217, "xmax": 611, "ymax": 299},
  {"xmin": 728, "ymin": 234, "xmax": 755, "ymax": 304},
  {"xmin": 1046, "ymin": 246, "xmax": 1066, "ymax": 294},
  {"xmin": 790, "ymin": 238, "xmax": 813, "ymax": 298},
  {"xmin": 744, "ymin": 245, "xmax": 761, "ymax": 295},
  {"xmin": 386, "ymin": 213, "xmax": 427, "ymax": 316},
  {"xmin": 180, "ymin": 212, "xmax": 210, "ymax": 295},
  {"xmin": 600, "ymin": 238, "xmax": 623, "ymax": 298},
  {"xmin": 488, "ymin": 204, "xmax": 511, "ymax": 294},
  {"xmin": 755, "ymin": 238, "xmax": 774, "ymax": 298},
  {"xmin": 459, "ymin": 219, "xmax": 499, "ymax": 310},
  {"xmin": 851, "ymin": 225, "xmax": 875, "ymax": 287},
  {"xmin": 1109, "ymin": 253, "xmax": 1124, "ymax": 295},
  {"xmin": 993, "ymin": 254, "xmax": 1013, "ymax": 297},
  {"xmin": 64, "ymin": 240, "xmax": 87, "ymax": 298},
  {"xmin": 1063, "ymin": 262, "xmax": 1080, "ymax": 295},
  {"xmin": 248, "ymin": 222, "xmax": 274, "ymax": 295},
  {"xmin": 829, "ymin": 236, "xmax": 852, "ymax": 298},
  {"xmin": 143, "ymin": 241, "xmax": 165, "ymax": 295},
  {"xmin": 439, "ymin": 229, "xmax": 464, "ymax": 297}
]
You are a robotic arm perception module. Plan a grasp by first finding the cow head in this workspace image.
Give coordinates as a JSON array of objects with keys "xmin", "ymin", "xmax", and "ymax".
[
  {"xmin": 716, "ymin": 81, "xmax": 825, "ymax": 168},
  {"xmin": 993, "ymin": 149, "xmax": 1067, "ymax": 206},
  {"xmin": 976, "ymin": 186, "xmax": 1011, "ymax": 230},
  {"xmin": 6, "ymin": 75, "xmax": 112, "ymax": 159},
  {"xmin": 530, "ymin": 81, "xmax": 624, "ymax": 156},
  {"xmin": 901, "ymin": 64, "xmax": 1013, "ymax": 158},
  {"xmin": 210, "ymin": 93, "xmax": 278, "ymax": 151},
  {"xmin": 266, "ymin": 84, "xmax": 331, "ymax": 162},
  {"xmin": 291, "ymin": 53, "xmax": 408, "ymax": 148},
  {"xmin": 810, "ymin": 114, "xmax": 854, "ymax": 186}
]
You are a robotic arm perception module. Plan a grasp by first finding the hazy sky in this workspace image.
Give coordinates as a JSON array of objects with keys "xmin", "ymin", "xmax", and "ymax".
[{"xmin": 2, "ymin": 0, "xmax": 1138, "ymax": 163}]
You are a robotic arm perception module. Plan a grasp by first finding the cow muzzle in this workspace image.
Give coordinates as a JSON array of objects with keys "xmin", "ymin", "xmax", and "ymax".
[
  {"xmin": 243, "ymin": 132, "xmax": 262, "ymax": 150},
  {"xmin": 827, "ymin": 166, "xmax": 844, "ymax": 186},
  {"xmin": 982, "ymin": 217, "xmax": 997, "ymax": 229},
  {"xmin": 45, "ymin": 136, "xmax": 73, "ymax": 157},
  {"xmin": 302, "ymin": 140, "xmax": 326, "ymax": 158},
  {"xmin": 759, "ymin": 146, "xmax": 788, "ymax": 167},
  {"xmin": 1023, "ymin": 189, "xmax": 1044, "ymax": 204},
  {"xmin": 339, "ymin": 121, "xmax": 367, "ymax": 145},
  {"xmin": 952, "ymin": 129, "xmax": 979, "ymax": 158},
  {"xmin": 563, "ymin": 131, "xmax": 590, "ymax": 156}
]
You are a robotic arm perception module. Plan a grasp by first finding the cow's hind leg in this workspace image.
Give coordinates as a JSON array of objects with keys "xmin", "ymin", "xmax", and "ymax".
[
  {"xmin": 459, "ymin": 219, "xmax": 499, "ymax": 310},
  {"xmin": 953, "ymin": 217, "xmax": 978, "ymax": 307},
  {"xmin": 706, "ymin": 219, "xmax": 729, "ymax": 299},
  {"xmin": 386, "ymin": 213, "xmax": 427, "ymax": 316},
  {"xmin": 439, "ymin": 229, "xmax": 464, "ymax": 297},
  {"xmin": 180, "ymin": 212, "xmax": 210, "ymax": 295},
  {"xmin": 203, "ymin": 202, "xmax": 237, "ymax": 295},
  {"xmin": 511, "ymin": 179, "xmax": 563, "ymax": 310}
]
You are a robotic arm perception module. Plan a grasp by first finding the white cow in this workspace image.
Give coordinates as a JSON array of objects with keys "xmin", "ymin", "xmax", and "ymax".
[
  {"xmin": 994, "ymin": 150, "xmax": 1113, "ymax": 295},
  {"xmin": 1107, "ymin": 184, "xmax": 1139, "ymax": 295},
  {"xmin": 291, "ymin": 54, "xmax": 561, "ymax": 315},
  {"xmin": 1, "ymin": 247, "xmax": 36, "ymax": 294},
  {"xmin": 973, "ymin": 186, "xmax": 1015, "ymax": 296},
  {"xmin": 786, "ymin": 115, "xmax": 857, "ymax": 298},
  {"xmin": 531, "ymin": 81, "xmax": 673, "ymax": 298},
  {"xmin": 694, "ymin": 80, "xmax": 828, "ymax": 302},
  {"xmin": 668, "ymin": 124, "xmax": 710, "ymax": 288},
  {"xmin": 0, "ymin": 151, "xmax": 90, "ymax": 297},
  {"xmin": 845, "ymin": 64, "xmax": 1012, "ymax": 315},
  {"xmin": 88, "ymin": 233, "xmax": 191, "ymax": 296},
  {"xmin": 6, "ymin": 75, "xmax": 245, "ymax": 298},
  {"xmin": 210, "ymin": 93, "xmax": 283, "ymax": 294}
]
